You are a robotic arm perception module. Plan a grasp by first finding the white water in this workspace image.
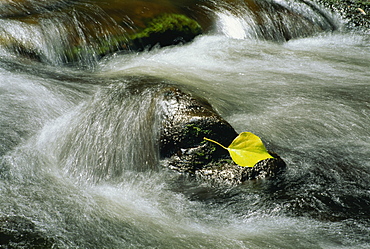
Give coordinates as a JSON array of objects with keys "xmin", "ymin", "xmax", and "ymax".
[{"xmin": 1, "ymin": 1, "xmax": 370, "ymax": 248}]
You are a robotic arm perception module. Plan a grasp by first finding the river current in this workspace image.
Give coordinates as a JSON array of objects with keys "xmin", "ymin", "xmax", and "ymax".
[{"xmin": 0, "ymin": 0, "xmax": 370, "ymax": 248}]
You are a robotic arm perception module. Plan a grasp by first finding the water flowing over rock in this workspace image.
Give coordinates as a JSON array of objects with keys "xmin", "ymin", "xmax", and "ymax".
[
  {"xmin": 0, "ymin": 216, "xmax": 54, "ymax": 248},
  {"xmin": 0, "ymin": 0, "xmax": 340, "ymax": 66},
  {"xmin": 54, "ymin": 78, "xmax": 286, "ymax": 183}
]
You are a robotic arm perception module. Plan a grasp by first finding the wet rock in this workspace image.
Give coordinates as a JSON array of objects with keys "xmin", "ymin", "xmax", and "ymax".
[
  {"xmin": 159, "ymin": 87, "xmax": 236, "ymax": 160},
  {"xmin": 61, "ymin": 13, "xmax": 203, "ymax": 63},
  {"xmin": 195, "ymin": 153, "xmax": 286, "ymax": 184},
  {"xmin": 0, "ymin": 216, "xmax": 54, "ymax": 248},
  {"xmin": 158, "ymin": 86, "xmax": 286, "ymax": 183},
  {"xmin": 0, "ymin": 0, "xmax": 73, "ymax": 18},
  {"xmin": 130, "ymin": 13, "xmax": 203, "ymax": 51},
  {"xmin": 0, "ymin": 0, "xmax": 203, "ymax": 64},
  {"xmin": 312, "ymin": 0, "xmax": 370, "ymax": 30},
  {"xmin": 52, "ymin": 78, "xmax": 286, "ymax": 183},
  {"xmin": 0, "ymin": 0, "xmax": 341, "ymax": 65}
]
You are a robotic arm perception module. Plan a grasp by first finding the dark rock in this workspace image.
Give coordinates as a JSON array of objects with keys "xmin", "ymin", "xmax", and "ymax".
[
  {"xmin": 312, "ymin": 0, "xmax": 370, "ymax": 30},
  {"xmin": 158, "ymin": 86, "xmax": 286, "ymax": 183},
  {"xmin": 129, "ymin": 13, "xmax": 203, "ymax": 51},
  {"xmin": 196, "ymin": 153, "xmax": 286, "ymax": 184},
  {"xmin": 159, "ymin": 87, "xmax": 236, "ymax": 160},
  {"xmin": 253, "ymin": 0, "xmax": 337, "ymax": 41},
  {"xmin": 52, "ymin": 78, "xmax": 286, "ymax": 183},
  {"xmin": 0, "ymin": 216, "xmax": 54, "ymax": 248}
]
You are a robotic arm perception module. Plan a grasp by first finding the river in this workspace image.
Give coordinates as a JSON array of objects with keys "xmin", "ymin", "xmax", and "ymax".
[{"xmin": 0, "ymin": 0, "xmax": 369, "ymax": 248}]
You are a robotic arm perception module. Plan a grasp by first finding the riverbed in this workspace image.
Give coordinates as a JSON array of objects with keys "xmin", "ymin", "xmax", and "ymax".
[{"xmin": 1, "ymin": 0, "xmax": 370, "ymax": 248}]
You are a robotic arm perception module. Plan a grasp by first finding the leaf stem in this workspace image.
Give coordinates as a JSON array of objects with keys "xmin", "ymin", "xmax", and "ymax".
[{"xmin": 203, "ymin": 137, "xmax": 228, "ymax": 150}]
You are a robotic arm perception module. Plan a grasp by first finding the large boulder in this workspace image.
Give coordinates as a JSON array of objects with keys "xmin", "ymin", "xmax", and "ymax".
[
  {"xmin": 0, "ymin": 0, "xmax": 341, "ymax": 64},
  {"xmin": 159, "ymin": 87, "xmax": 237, "ymax": 160},
  {"xmin": 57, "ymin": 79, "xmax": 286, "ymax": 183},
  {"xmin": 157, "ymin": 86, "xmax": 286, "ymax": 183},
  {"xmin": 0, "ymin": 0, "xmax": 204, "ymax": 64}
]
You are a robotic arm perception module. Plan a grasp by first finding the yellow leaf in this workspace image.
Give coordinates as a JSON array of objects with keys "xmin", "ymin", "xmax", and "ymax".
[{"xmin": 204, "ymin": 132, "xmax": 273, "ymax": 167}]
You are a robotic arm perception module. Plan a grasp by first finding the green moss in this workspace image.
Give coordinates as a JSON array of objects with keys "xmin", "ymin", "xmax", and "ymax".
[
  {"xmin": 61, "ymin": 14, "xmax": 202, "ymax": 63},
  {"xmin": 54, "ymin": 13, "xmax": 203, "ymax": 63},
  {"xmin": 184, "ymin": 124, "xmax": 212, "ymax": 138},
  {"xmin": 130, "ymin": 13, "xmax": 202, "ymax": 40},
  {"xmin": 63, "ymin": 35, "xmax": 130, "ymax": 63}
]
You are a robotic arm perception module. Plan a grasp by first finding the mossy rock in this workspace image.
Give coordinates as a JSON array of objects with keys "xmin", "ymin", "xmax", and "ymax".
[
  {"xmin": 157, "ymin": 86, "xmax": 286, "ymax": 183},
  {"xmin": 62, "ymin": 34, "xmax": 130, "ymax": 64},
  {"xmin": 130, "ymin": 13, "xmax": 203, "ymax": 50},
  {"xmin": 158, "ymin": 86, "xmax": 236, "ymax": 161},
  {"xmin": 62, "ymin": 13, "xmax": 202, "ymax": 63}
]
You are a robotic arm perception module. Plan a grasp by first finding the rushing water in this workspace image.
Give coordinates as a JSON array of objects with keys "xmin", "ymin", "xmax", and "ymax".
[{"xmin": 1, "ymin": 0, "xmax": 370, "ymax": 248}]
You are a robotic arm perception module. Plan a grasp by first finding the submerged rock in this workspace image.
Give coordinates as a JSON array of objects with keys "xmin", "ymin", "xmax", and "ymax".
[
  {"xmin": 0, "ymin": 216, "xmax": 54, "ymax": 248},
  {"xmin": 157, "ymin": 86, "xmax": 286, "ymax": 183}
]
